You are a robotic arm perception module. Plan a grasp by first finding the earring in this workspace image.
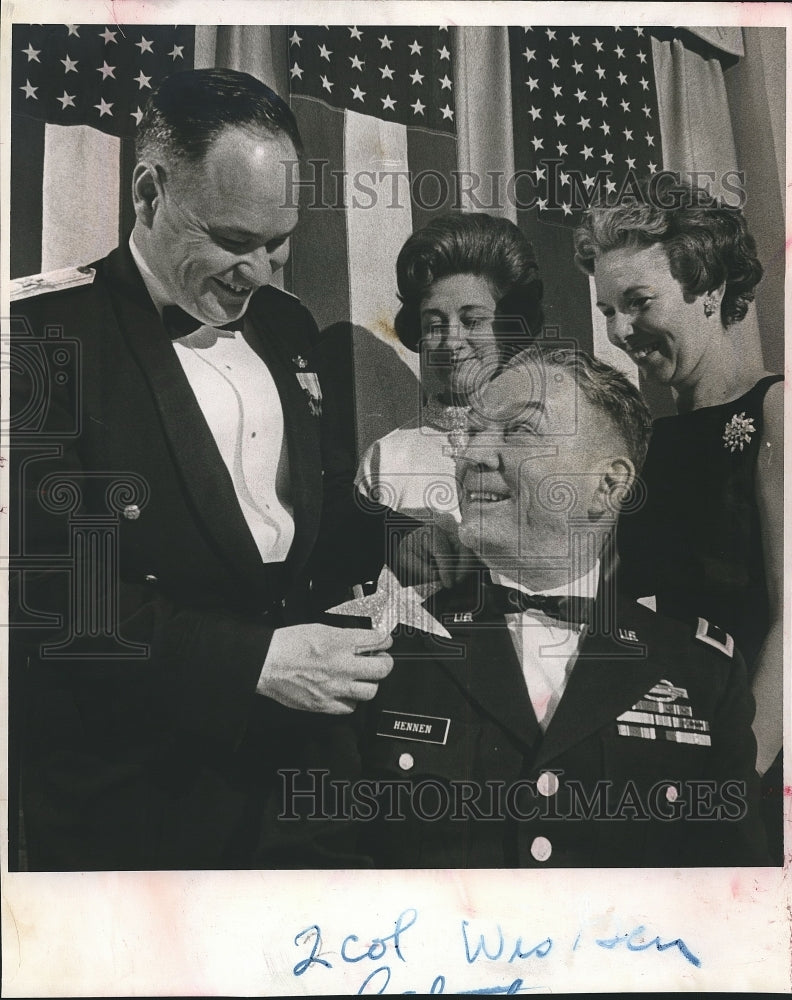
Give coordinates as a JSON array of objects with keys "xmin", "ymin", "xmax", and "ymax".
[{"xmin": 703, "ymin": 294, "xmax": 718, "ymax": 318}]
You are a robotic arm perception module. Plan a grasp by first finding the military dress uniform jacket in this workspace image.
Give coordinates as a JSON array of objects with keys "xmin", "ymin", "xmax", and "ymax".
[
  {"xmin": 345, "ymin": 582, "xmax": 768, "ymax": 868},
  {"xmin": 9, "ymin": 244, "xmax": 382, "ymax": 871}
]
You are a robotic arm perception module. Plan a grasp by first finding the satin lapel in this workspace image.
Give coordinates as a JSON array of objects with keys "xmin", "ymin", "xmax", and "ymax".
[
  {"xmin": 533, "ymin": 627, "xmax": 674, "ymax": 770},
  {"xmin": 101, "ymin": 246, "xmax": 268, "ymax": 587},
  {"xmin": 244, "ymin": 292, "xmax": 323, "ymax": 577},
  {"xmin": 422, "ymin": 618, "xmax": 541, "ymax": 750}
]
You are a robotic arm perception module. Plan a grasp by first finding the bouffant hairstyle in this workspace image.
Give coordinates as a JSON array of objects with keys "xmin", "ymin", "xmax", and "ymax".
[
  {"xmin": 394, "ymin": 212, "xmax": 544, "ymax": 352},
  {"xmin": 573, "ymin": 175, "xmax": 762, "ymax": 327}
]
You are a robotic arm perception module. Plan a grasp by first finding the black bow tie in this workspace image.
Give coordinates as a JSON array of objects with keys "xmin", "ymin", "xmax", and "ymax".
[
  {"xmin": 162, "ymin": 304, "xmax": 244, "ymax": 340},
  {"xmin": 483, "ymin": 582, "xmax": 594, "ymax": 625}
]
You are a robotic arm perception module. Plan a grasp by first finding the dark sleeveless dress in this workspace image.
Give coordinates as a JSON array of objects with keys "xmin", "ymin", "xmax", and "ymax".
[
  {"xmin": 618, "ymin": 374, "xmax": 784, "ymax": 863},
  {"xmin": 618, "ymin": 374, "xmax": 783, "ymax": 674}
]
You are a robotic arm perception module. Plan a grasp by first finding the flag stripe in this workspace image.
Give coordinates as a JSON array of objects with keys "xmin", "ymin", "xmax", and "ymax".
[
  {"xmin": 289, "ymin": 96, "xmax": 351, "ymax": 332},
  {"xmin": 10, "ymin": 116, "xmax": 45, "ymax": 278},
  {"xmin": 516, "ymin": 209, "xmax": 594, "ymax": 353},
  {"xmin": 41, "ymin": 124, "xmax": 120, "ymax": 271},
  {"xmin": 405, "ymin": 127, "xmax": 458, "ymax": 233},
  {"xmin": 119, "ymin": 137, "xmax": 138, "ymax": 244},
  {"xmin": 343, "ymin": 110, "xmax": 415, "ymax": 346},
  {"xmin": 343, "ymin": 110, "xmax": 422, "ymax": 455}
]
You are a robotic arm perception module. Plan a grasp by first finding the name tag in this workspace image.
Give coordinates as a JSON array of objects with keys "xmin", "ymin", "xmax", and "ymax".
[{"xmin": 376, "ymin": 710, "xmax": 450, "ymax": 745}]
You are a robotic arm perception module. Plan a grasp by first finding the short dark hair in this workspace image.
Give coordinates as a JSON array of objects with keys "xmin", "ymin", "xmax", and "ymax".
[
  {"xmin": 136, "ymin": 68, "xmax": 303, "ymax": 166},
  {"xmin": 509, "ymin": 345, "xmax": 653, "ymax": 471},
  {"xmin": 394, "ymin": 212, "xmax": 544, "ymax": 353},
  {"xmin": 573, "ymin": 175, "xmax": 762, "ymax": 326}
]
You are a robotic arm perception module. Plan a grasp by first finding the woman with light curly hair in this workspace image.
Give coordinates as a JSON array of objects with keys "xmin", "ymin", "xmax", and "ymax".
[{"xmin": 574, "ymin": 176, "xmax": 783, "ymax": 860}]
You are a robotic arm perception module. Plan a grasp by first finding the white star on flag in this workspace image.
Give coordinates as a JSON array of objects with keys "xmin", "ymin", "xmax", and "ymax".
[
  {"xmin": 22, "ymin": 43, "xmax": 41, "ymax": 62},
  {"xmin": 136, "ymin": 36, "xmax": 154, "ymax": 54},
  {"xmin": 94, "ymin": 98, "xmax": 113, "ymax": 117},
  {"xmin": 290, "ymin": 63, "xmax": 303, "ymax": 80},
  {"xmin": 61, "ymin": 55, "xmax": 78, "ymax": 73},
  {"xmin": 134, "ymin": 70, "xmax": 152, "ymax": 89},
  {"xmin": 57, "ymin": 91, "xmax": 76, "ymax": 109},
  {"xmin": 20, "ymin": 79, "xmax": 38, "ymax": 99},
  {"xmin": 100, "ymin": 27, "xmax": 117, "ymax": 44},
  {"xmin": 326, "ymin": 566, "xmax": 450, "ymax": 639},
  {"xmin": 97, "ymin": 61, "xmax": 116, "ymax": 80}
]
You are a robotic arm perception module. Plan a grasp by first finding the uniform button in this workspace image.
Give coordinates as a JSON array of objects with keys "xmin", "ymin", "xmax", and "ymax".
[
  {"xmin": 280, "ymin": 598, "xmax": 287, "ymax": 608},
  {"xmin": 536, "ymin": 771, "xmax": 559, "ymax": 797},
  {"xmin": 398, "ymin": 753, "xmax": 414, "ymax": 771},
  {"xmin": 123, "ymin": 504, "xmax": 140, "ymax": 520},
  {"xmin": 665, "ymin": 785, "xmax": 679, "ymax": 802},
  {"xmin": 530, "ymin": 836, "xmax": 552, "ymax": 863},
  {"xmin": 144, "ymin": 574, "xmax": 158, "ymax": 583}
]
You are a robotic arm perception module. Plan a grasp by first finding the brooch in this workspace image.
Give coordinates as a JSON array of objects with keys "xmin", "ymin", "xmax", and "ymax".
[{"xmin": 722, "ymin": 411, "xmax": 755, "ymax": 452}]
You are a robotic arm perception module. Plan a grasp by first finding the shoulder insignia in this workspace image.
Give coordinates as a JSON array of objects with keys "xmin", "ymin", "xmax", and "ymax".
[
  {"xmin": 694, "ymin": 617, "xmax": 734, "ymax": 658},
  {"xmin": 11, "ymin": 265, "xmax": 96, "ymax": 302},
  {"xmin": 636, "ymin": 595, "xmax": 657, "ymax": 612}
]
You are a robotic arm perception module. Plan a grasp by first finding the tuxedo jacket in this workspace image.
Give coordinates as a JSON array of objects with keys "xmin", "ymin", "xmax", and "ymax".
[
  {"xmin": 9, "ymin": 244, "xmax": 384, "ymax": 870},
  {"xmin": 341, "ymin": 579, "xmax": 768, "ymax": 868}
]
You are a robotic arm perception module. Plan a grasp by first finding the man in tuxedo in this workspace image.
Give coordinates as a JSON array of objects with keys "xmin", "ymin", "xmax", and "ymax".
[
  {"xmin": 330, "ymin": 345, "xmax": 768, "ymax": 867},
  {"xmin": 9, "ymin": 69, "xmax": 391, "ymax": 870}
]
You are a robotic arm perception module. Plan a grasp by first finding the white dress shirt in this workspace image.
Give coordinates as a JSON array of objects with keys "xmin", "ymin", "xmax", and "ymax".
[
  {"xmin": 490, "ymin": 562, "xmax": 600, "ymax": 730},
  {"xmin": 130, "ymin": 238, "xmax": 294, "ymax": 563}
]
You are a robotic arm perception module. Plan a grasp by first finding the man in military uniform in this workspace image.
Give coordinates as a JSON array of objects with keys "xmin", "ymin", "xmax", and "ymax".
[
  {"xmin": 326, "ymin": 346, "xmax": 768, "ymax": 867},
  {"xmin": 9, "ymin": 69, "xmax": 391, "ymax": 870}
]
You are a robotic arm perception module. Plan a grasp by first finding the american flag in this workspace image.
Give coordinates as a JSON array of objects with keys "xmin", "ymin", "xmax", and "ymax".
[
  {"xmin": 509, "ymin": 26, "xmax": 663, "ymax": 221},
  {"xmin": 10, "ymin": 23, "xmax": 196, "ymax": 279},
  {"xmin": 288, "ymin": 25, "xmax": 456, "ymax": 135},
  {"xmin": 11, "ymin": 23, "xmax": 195, "ymax": 139}
]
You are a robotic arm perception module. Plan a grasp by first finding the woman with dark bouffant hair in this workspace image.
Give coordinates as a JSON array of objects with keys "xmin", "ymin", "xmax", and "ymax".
[
  {"xmin": 574, "ymin": 176, "xmax": 783, "ymax": 857},
  {"xmin": 356, "ymin": 211, "xmax": 543, "ymax": 528}
]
